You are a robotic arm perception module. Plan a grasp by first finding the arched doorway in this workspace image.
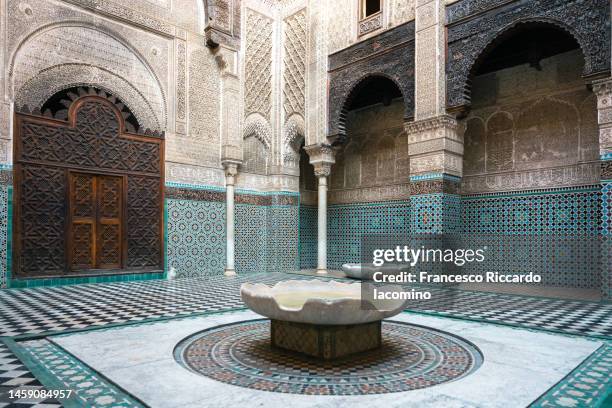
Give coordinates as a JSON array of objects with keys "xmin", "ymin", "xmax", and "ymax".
[
  {"xmin": 326, "ymin": 75, "xmax": 410, "ymax": 269},
  {"xmin": 460, "ymin": 23, "xmax": 601, "ymax": 299},
  {"xmin": 13, "ymin": 87, "xmax": 164, "ymax": 279}
]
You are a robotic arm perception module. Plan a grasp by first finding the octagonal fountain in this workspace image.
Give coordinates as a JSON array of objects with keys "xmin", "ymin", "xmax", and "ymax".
[{"xmin": 240, "ymin": 280, "xmax": 407, "ymax": 360}]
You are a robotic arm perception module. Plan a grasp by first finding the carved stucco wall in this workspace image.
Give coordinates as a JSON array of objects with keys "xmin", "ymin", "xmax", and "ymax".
[
  {"xmin": 244, "ymin": 9, "xmax": 273, "ymax": 121},
  {"xmin": 326, "ymin": 0, "xmax": 416, "ymax": 54},
  {"xmin": 240, "ymin": 1, "xmax": 306, "ymax": 191},
  {"xmin": 2, "ymin": 0, "xmax": 230, "ymax": 184},
  {"xmin": 282, "ymin": 8, "xmax": 306, "ymax": 169},
  {"xmin": 242, "ymin": 7, "xmax": 273, "ymax": 179},
  {"xmin": 329, "ymin": 100, "xmax": 410, "ymax": 204},
  {"xmin": 462, "ymin": 50, "xmax": 600, "ymax": 193},
  {"xmin": 11, "ymin": 25, "xmax": 166, "ymax": 132},
  {"xmin": 166, "ymin": 40, "xmax": 222, "ymax": 168}
]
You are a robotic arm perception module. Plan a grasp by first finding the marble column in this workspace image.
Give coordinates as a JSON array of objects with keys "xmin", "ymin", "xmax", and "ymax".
[
  {"xmin": 216, "ymin": 41, "xmax": 242, "ymax": 278},
  {"xmin": 305, "ymin": 144, "xmax": 335, "ymax": 274},
  {"xmin": 315, "ymin": 167, "xmax": 330, "ymax": 274},
  {"xmin": 222, "ymin": 160, "xmax": 240, "ymax": 276}
]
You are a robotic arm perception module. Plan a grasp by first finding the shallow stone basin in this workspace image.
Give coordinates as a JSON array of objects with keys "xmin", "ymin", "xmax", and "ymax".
[{"xmin": 240, "ymin": 279, "xmax": 407, "ymax": 326}]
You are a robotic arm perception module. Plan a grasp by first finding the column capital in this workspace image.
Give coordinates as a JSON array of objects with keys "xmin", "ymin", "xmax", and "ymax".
[
  {"xmin": 222, "ymin": 161, "xmax": 240, "ymax": 176},
  {"xmin": 304, "ymin": 143, "xmax": 336, "ymax": 167},
  {"xmin": 313, "ymin": 164, "xmax": 332, "ymax": 178},
  {"xmin": 222, "ymin": 157, "xmax": 241, "ymax": 186}
]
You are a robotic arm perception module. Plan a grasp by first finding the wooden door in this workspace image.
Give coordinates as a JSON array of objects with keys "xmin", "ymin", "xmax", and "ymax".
[{"xmin": 69, "ymin": 173, "xmax": 123, "ymax": 271}]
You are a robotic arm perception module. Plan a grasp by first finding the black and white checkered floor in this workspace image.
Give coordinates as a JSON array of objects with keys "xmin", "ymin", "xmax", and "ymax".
[{"xmin": 0, "ymin": 272, "xmax": 610, "ymax": 407}]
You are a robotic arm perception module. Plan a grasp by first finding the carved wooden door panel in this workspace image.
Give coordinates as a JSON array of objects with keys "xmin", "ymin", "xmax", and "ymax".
[
  {"xmin": 69, "ymin": 173, "xmax": 123, "ymax": 271},
  {"xmin": 14, "ymin": 94, "xmax": 164, "ymax": 279},
  {"xmin": 96, "ymin": 175, "xmax": 123, "ymax": 269}
]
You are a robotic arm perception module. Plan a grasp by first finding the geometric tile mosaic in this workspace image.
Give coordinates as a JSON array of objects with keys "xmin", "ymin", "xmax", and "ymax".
[
  {"xmin": 0, "ymin": 185, "xmax": 8, "ymax": 289},
  {"xmin": 167, "ymin": 199, "xmax": 226, "ymax": 278},
  {"xmin": 411, "ymin": 193, "xmax": 461, "ymax": 234},
  {"xmin": 168, "ymin": 194, "xmax": 299, "ymax": 278},
  {"xmin": 266, "ymin": 206, "xmax": 299, "ymax": 273},
  {"xmin": 601, "ymin": 182, "xmax": 611, "ymax": 299},
  {"xmin": 327, "ymin": 201, "xmax": 411, "ymax": 269},
  {"xmin": 236, "ymin": 204, "xmax": 267, "ymax": 274},
  {"xmin": 462, "ymin": 188, "xmax": 600, "ymax": 235},
  {"xmin": 461, "ymin": 188, "xmax": 602, "ymax": 289},
  {"xmin": 602, "ymin": 182, "xmax": 612, "ymax": 236},
  {"xmin": 236, "ymin": 203, "xmax": 300, "ymax": 274},
  {"xmin": 299, "ymin": 205, "xmax": 317, "ymax": 269},
  {"xmin": 175, "ymin": 319, "xmax": 482, "ymax": 395},
  {"xmin": 300, "ymin": 187, "xmax": 602, "ymax": 289}
]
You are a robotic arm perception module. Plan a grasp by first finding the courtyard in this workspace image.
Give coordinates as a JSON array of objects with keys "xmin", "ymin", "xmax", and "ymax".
[
  {"xmin": 0, "ymin": 0, "xmax": 611, "ymax": 406},
  {"xmin": 0, "ymin": 273, "xmax": 610, "ymax": 407}
]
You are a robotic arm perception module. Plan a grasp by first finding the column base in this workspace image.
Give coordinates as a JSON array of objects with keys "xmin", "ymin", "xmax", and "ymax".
[
  {"xmin": 224, "ymin": 269, "xmax": 236, "ymax": 277},
  {"xmin": 316, "ymin": 268, "xmax": 328, "ymax": 275}
]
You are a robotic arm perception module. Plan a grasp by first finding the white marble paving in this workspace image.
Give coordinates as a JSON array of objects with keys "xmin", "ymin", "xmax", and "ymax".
[{"xmin": 52, "ymin": 311, "xmax": 602, "ymax": 408}]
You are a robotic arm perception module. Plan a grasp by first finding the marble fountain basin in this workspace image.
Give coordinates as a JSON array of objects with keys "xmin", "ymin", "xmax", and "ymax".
[{"xmin": 240, "ymin": 280, "xmax": 407, "ymax": 359}]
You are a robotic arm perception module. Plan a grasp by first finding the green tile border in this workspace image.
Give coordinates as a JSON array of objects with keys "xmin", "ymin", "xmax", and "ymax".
[
  {"xmin": 4, "ymin": 337, "xmax": 145, "ymax": 408},
  {"xmin": 529, "ymin": 343, "xmax": 611, "ymax": 407},
  {"xmin": 8, "ymin": 272, "xmax": 165, "ymax": 289}
]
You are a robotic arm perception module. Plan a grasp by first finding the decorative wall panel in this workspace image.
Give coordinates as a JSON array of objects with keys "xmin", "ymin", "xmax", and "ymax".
[
  {"xmin": 235, "ymin": 204, "xmax": 268, "ymax": 274},
  {"xmin": 266, "ymin": 206, "xmax": 300, "ymax": 272},
  {"xmin": 167, "ymin": 199, "xmax": 226, "ymax": 278},
  {"xmin": 446, "ymin": 0, "xmax": 611, "ymax": 110},
  {"xmin": 245, "ymin": 9, "xmax": 273, "ymax": 119},
  {"xmin": 12, "ymin": 25, "xmax": 165, "ymax": 131},
  {"xmin": 327, "ymin": 201, "xmax": 412, "ymax": 269},
  {"xmin": 299, "ymin": 205, "xmax": 317, "ymax": 269},
  {"xmin": 330, "ymin": 100, "xmax": 410, "ymax": 201},
  {"xmin": 602, "ymin": 182, "xmax": 611, "ymax": 299},
  {"xmin": 167, "ymin": 185, "xmax": 299, "ymax": 277},
  {"xmin": 283, "ymin": 9, "xmax": 307, "ymax": 118},
  {"xmin": 461, "ymin": 187, "xmax": 601, "ymax": 289},
  {"xmin": 14, "ymin": 96, "xmax": 164, "ymax": 278},
  {"xmin": 411, "ymin": 194, "xmax": 461, "ymax": 234}
]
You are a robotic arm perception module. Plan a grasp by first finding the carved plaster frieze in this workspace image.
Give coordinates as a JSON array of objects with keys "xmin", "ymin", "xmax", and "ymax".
[
  {"xmin": 165, "ymin": 162, "xmax": 225, "ymax": 187},
  {"xmin": 329, "ymin": 184, "xmax": 412, "ymax": 205},
  {"xmin": 461, "ymin": 162, "xmax": 601, "ymax": 193}
]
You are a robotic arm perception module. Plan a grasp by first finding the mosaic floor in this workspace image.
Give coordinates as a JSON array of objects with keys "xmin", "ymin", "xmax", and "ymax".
[
  {"xmin": 50, "ymin": 311, "xmax": 604, "ymax": 407},
  {"xmin": 175, "ymin": 319, "xmax": 482, "ymax": 395},
  {"xmin": 0, "ymin": 273, "xmax": 610, "ymax": 407}
]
